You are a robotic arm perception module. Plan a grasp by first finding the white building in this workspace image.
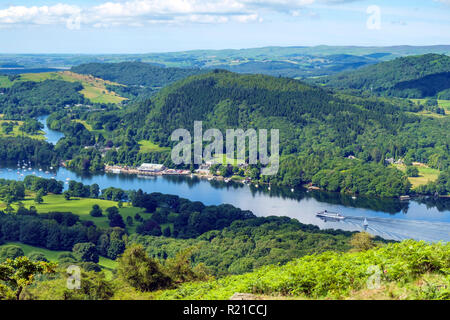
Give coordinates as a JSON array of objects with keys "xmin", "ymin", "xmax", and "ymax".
[{"xmin": 138, "ymin": 163, "xmax": 165, "ymax": 172}]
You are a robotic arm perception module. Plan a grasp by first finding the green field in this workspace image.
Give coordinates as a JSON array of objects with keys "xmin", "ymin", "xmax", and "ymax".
[
  {"xmin": 0, "ymin": 119, "xmax": 45, "ymax": 140},
  {"xmin": 0, "ymin": 242, "xmax": 117, "ymax": 276},
  {"xmin": 138, "ymin": 140, "xmax": 171, "ymax": 153},
  {"xmin": 410, "ymin": 98, "xmax": 450, "ymax": 116},
  {"xmin": 393, "ymin": 163, "xmax": 441, "ymax": 188},
  {"xmin": 0, "ymin": 75, "xmax": 14, "ymax": 88},
  {"xmin": 2, "ymin": 71, "xmax": 127, "ymax": 104},
  {"xmin": 73, "ymin": 119, "xmax": 107, "ymax": 137},
  {"xmin": 439, "ymin": 99, "xmax": 450, "ymax": 112},
  {"xmin": 1, "ymin": 194, "xmax": 145, "ymax": 230}
]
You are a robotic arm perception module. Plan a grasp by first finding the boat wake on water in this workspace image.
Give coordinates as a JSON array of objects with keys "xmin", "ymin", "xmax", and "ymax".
[{"xmin": 340, "ymin": 216, "xmax": 450, "ymax": 242}]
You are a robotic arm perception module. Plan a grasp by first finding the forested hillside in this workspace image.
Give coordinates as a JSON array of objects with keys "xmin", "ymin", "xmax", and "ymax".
[
  {"xmin": 0, "ymin": 80, "xmax": 86, "ymax": 118},
  {"xmin": 317, "ymin": 54, "xmax": 450, "ymax": 98},
  {"xmin": 79, "ymin": 70, "xmax": 449, "ymax": 197},
  {"xmin": 71, "ymin": 62, "xmax": 207, "ymax": 98}
]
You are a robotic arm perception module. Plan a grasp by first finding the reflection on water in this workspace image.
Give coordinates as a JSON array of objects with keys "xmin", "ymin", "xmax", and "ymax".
[{"xmin": 0, "ymin": 164, "xmax": 449, "ymax": 242}]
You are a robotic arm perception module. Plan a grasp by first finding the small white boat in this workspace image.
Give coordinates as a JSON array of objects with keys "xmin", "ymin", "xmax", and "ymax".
[
  {"xmin": 352, "ymin": 196, "xmax": 357, "ymax": 200},
  {"xmin": 291, "ymin": 188, "xmax": 294, "ymax": 192},
  {"xmin": 316, "ymin": 210, "xmax": 346, "ymax": 220},
  {"xmin": 363, "ymin": 218, "xmax": 369, "ymax": 227}
]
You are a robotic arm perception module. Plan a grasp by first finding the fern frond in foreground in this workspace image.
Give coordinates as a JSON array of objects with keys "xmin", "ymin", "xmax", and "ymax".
[{"xmin": 153, "ymin": 240, "xmax": 449, "ymax": 300}]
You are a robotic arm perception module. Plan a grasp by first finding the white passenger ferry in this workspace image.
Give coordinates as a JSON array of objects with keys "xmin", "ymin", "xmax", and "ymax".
[{"xmin": 316, "ymin": 210, "xmax": 346, "ymax": 220}]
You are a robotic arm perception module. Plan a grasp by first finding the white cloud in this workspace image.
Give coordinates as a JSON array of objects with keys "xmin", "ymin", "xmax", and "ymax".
[
  {"xmin": 0, "ymin": 0, "xmax": 321, "ymax": 28},
  {"xmin": 0, "ymin": 4, "xmax": 81, "ymax": 25}
]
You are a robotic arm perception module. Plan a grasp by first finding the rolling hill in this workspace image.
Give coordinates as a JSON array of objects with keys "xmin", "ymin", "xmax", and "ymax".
[
  {"xmin": 317, "ymin": 54, "xmax": 450, "ymax": 98},
  {"xmin": 71, "ymin": 62, "xmax": 207, "ymax": 87}
]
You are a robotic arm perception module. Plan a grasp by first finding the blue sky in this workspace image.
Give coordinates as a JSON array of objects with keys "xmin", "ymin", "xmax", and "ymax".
[{"xmin": 1, "ymin": 0, "xmax": 450, "ymax": 53}]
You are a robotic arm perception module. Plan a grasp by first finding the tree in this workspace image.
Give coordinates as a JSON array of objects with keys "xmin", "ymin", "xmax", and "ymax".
[
  {"xmin": 164, "ymin": 248, "xmax": 209, "ymax": 283},
  {"xmin": 34, "ymin": 189, "xmax": 44, "ymax": 204},
  {"xmin": 0, "ymin": 256, "xmax": 56, "ymax": 300},
  {"xmin": 0, "ymin": 246, "xmax": 25, "ymax": 262},
  {"xmin": 162, "ymin": 226, "xmax": 171, "ymax": 237},
  {"xmin": 90, "ymin": 204, "xmax": 103, "ymax": 217},
  {"xmin": 90, "ymin": 184, "xmax": 100, "ymax": 198},
  {"xmin": 106, "ymin": 207, "xmax": 125, "ymax": 228},
  {"xmin": 61, "ymin": 270, "xmax": 114, "ymax": 300},
  {"xmin": 117, "ymin": 245, "xmax": 171, "ymax": 292},
  {"xmin": 406, "ymin": 166, "xmax": 419, "ymax": 177},
  {"xmin": 73, "ymin": 242, "xmax": 99, "ymax": 263},
  {"xmin": 106, "ymin": 206, "xmax": 119, "ymax": 216},
  {"xmin": 63, "ymin": 191, "xmax": 71, "ymax": 200},
  {"xmin": 28, "ymin": 252, "xmax": 48, "ymax": 262},
  {"xmin": 350, "ymin": 232, "xmax": 375, "ymax": 252},
  {"xmin": 126, "ymin": 216, "xmax": 133, "ymax": 226},
  {"xmin": 136, "ymin": 219, "xmax": 162, "ymax": 236},
  {"xmin": 107, "ymin": 239, "xmax": 126, "ymax": 260}
]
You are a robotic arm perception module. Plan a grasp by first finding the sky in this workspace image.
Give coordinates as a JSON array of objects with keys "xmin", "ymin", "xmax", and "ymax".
[{"xmin": 0, "ymin": 0, "xmax": 450, "ymax": 53}]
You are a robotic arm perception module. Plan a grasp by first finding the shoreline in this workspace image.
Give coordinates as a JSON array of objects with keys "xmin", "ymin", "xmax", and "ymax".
[
  {"xmin": 104, "ymin": 164, "xmax": 450, "ymax": 200},
  {"xmin": 105, "ymin": 164, "xmax": 247, "ymax": 184}
]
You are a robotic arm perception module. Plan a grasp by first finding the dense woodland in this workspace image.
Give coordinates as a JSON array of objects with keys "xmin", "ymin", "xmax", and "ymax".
[
  {"xmin": 0, "ymin": 80, "xmax": 86, "ymax": 118},
  {"xmin": 317, "ymin": 54, "xmax": 450, "ymax": 98},
  {"xmin": 71, "ymin": 62, "xmax": 207, "ymax": 98}
]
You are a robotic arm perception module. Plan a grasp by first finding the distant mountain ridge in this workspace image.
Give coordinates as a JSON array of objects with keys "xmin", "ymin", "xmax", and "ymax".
[{"xmin": 2, "ymin": 45, "xmax": 450, "ymax": 79}]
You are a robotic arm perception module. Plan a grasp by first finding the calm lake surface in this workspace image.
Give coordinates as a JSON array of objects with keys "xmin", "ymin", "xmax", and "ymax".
[
  {"xmin": 36, "ymin": 115, "xmax": 65, "ymax": 145},
  {"xmin": 2, "ymin": 116, "xmax": 447, "ymax": 242}
]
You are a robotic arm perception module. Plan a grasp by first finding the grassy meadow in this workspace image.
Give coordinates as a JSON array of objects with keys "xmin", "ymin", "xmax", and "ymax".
[
  {"xmin": 0, "ymin": 119, "xmax": 45, "ymax": 140},
  {"xmin": 393, "ymin": 163, "xmax": 440, "ymax": 188},
  {"xmin": 410, "ymin": 98, "xmax": 450, "ymax": 117},
  {"xmin": 0, "ymin": 194, "xmax": 145, "ymax": 230},
  {"xmin": 0, "ymin": 242, "xmax": 117, "ymax": 277},
  {"xmin": 0, "ymin": 75, "xmax": 14, "ymax": 88},
  {"xmin": 1, "ymin": 71, "xmax": 127, "ymax": 104},
  {"xmin": 138, "ymin": 140, "xmax": 171, "ymax": 153}
]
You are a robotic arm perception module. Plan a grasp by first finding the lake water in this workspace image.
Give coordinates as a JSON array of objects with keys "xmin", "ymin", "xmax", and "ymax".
[
  {"xmin": 2, "ymin": 116, "xmax": 445, "ymax": 242},
  {"xmin": 1, "ymin": 166, "xmax": 449, "ymax": 242},
  {"xmin": 37, "ymin": 115, "xmax": 64, "ymax": 145}
]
